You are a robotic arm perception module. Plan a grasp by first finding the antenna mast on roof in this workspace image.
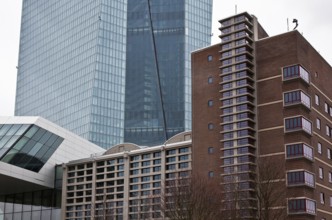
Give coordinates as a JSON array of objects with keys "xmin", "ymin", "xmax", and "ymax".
[
  {"xmin": 287, "ymin": 18, "xmax": 289, "ymax": 31},
  {"xmin": 235, "ymin": 5, "xmax": 237, "ymax": 14}
]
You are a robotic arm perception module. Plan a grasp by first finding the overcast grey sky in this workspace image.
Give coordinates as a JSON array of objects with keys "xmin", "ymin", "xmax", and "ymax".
[{"xmin": 1, "ymin": 0, "xmax": 331, "ymax": 116}]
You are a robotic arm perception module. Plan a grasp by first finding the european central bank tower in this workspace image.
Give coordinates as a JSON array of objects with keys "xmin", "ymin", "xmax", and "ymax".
[{"xmin": 15, "ymin": 1, "xmax": 212, "ymax": 148}]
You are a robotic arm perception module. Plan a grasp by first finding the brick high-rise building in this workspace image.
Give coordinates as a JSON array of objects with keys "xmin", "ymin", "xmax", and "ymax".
[{"xmin": 192, "ymin": 12, "xmax": 332, "ymax": 219}]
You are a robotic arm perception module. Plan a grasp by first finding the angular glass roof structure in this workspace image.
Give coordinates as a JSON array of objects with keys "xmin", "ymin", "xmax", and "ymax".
[{"xmin": 0, "ymin": 124, "xmax": 63, "ymax": 172}]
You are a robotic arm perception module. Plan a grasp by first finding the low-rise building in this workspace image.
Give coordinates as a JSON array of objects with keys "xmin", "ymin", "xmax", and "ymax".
[{"xmin": 61, "ymin": 132, "xmax": 192, "ymax": 220}]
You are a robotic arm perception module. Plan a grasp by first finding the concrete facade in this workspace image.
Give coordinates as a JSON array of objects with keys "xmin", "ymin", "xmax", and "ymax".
[{"xmin": 61, "ymin": 132, "xmax": 192, "ymax": 220}]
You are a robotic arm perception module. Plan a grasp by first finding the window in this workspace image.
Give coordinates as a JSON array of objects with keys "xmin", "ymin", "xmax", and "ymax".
[
  {"xmin": 166, "ymin": 164, "xmax": 176, "ymax": 170},
  {"xmin": 221, "ymin": 27, "xmax": 231, "ymax": 34},
  {"xmin": 179, "ymin": 155, "xmax": 189, "ymax": 161},
  {"xmin": 141, "ymin": 168, "xmax": 150, "ymax": 174},
  {"xmin": 166, "ymin": 157, "xmax": 176, "ymax": 163},
  {"xmin": 285, "ymin": 116, "xmax": 312, "ymax": 134},
  {"xmin": 315, "ymin": 95, "xmax": 320, "ymax": 105},
  {"xmin": 287, "ymin": 170, "xmax": 314, "ymax": 187},
  {"xmin": 235, "ymin": 47, "xmax": 246, "ymax": 54},
  {"xmin": 330, "ymin": 197, "xmax": 332, "ymax": 207},
  {"xmin": 223, "ymin": 141, "xmax": 234, "ymax": 148},
  {"xmin": 316, "ymin": 118, "xmax": 321, "ymax": 129},
  {"xmin": 222, "ymin": 115, "xmax": 233, "ymax": 123},
  {"xmin": 223, "ymin": 132, "xmax": 234, "ymax": 139},
  {"xmin": 151, "ymin": 152, "xmax": 160, "ymax": 158},
  {"xmin": 288, "ymin": 198, "xmax": 316, "ymax": 215},
  {"xmin": 141, "ymin": 183, "xmax": 150, "ymax": 189},
  {"xmin": 328, "ymin": 148, "xmax": 332, "ymax": 159},
  {"xmin": 221, "ymin": 51, "xmax": 232, "ymax": 58},
  {"xmin": 235, "ymin": 55, "xmax": 246, "ymax": 62},
  {"xmin": 207, "ymin": 55, "xmax": 213, "ymax": 61},
  {"xmin": 319, "ymin": 167, "xmax": 324, "ymax": 179},
  {"xmin": 329, "ymin": 172, "xmax": 332, "ymax": 183},
  {"xmin": 208, "ymin": 76, "xmax": 213, "ymax": 84},
  {"xmin": 283, "ymin": 64, "xmax": 309, "ymax": 83},
  {"xmin": 223, "ymin": 124, "xmax": 233, "ymax": 131},
  {"xmin": 326, "ymin": 125, "xmax": 331, "ymax": 137},
  {"xmin": 222, "ymin": 67, "xmax": 232, "ymax": 74},
  {"xmin": 325, "ymin": 102, "xmax": 329, "ymax": 113},
  {"xmin": 235, "ymin": 63, "xmax": 247, "ymax": 70},
  {"xmin": 166, "ymin": 149, "xmax": 176, "ymax": 155},
  {"xmin": 141, "ymin": 176, "xmax": 150, "ymax": 182},
  {"xmin": 208, "ymin": 123, "xmax": 214, "ymax": 130},
  {"xmin": 222, "ymin": 74, "xmax": 232, "ymax": 82},
  {"xmin": 222, "ymin": 83, "xmax": 232, "ymax": 90},
  {"xmin": 141, "ymin": 161, "xmax": 150, "ymax": 166},
  {"xmin": 222, "ymin": 99, "xmax": 233, "ymax": 106},
  {"xmin": 208, "ymin": 100, "xmax": 213, "ymax": 107},
  {"xmin": 235, "ymin": 23, "xmax": 246, "ymax": 30},
  {"xmin": 221, "ymin": 35, "xmax": 232, "ymax": 42},
  {"xmin": 222, "ymin": 59, "xmax": 232, "ymax": 65},
  {"xmin": 222, "ymin": 43, "xmax": 232, "ymax": 50},
  {"xmin": 142, "ymin": 154, "xmax": 150, "ymax": 160},
  {"xmin": 179, "ymin": 147, "xmax": 189, "ymax": 153},
  {"xmin": 117, "ymin": 165, "xmax": 124, "ymax": 170},
  {"xmin": 208, "ymin": 171, "xmax": 214, "ymax": 178},
  {"xmin": 179, "ymin": 162, "xmax": 189, "ymax": 169},
  {"xmin": 179, "ymin": 171, "xmax": 189, "ymax": 178},
  {"xmin": 320, "ymin": 192, "xmax": 325, "ymax": 204},
  {"xmin": 318, "ymin": 142, "xmax": 322, "ymax": 154},
  {"xmin": 221, "ymin": 19, "xmax": 231, "ymax": 27},
  {"xmin": 330, "ymin": 107, "xmax": 332, "ymax": 117},
  {"xmin": 235, "ymin": 15, "xmax": 246, "ymax": 22},
  {"xmin": 235, "ymin": 31, "xmax": 247, "ymax": 38}
]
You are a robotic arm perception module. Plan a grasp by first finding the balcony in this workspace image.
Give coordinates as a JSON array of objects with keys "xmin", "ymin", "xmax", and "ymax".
[
  {"xmin": 283, "ymin": 90, "xmax": 311, "ymax": 109},
  {"xmin": 284, "ymin": 116, "xmax": 312, "ymax": 135},
  {"xmin": 285, "ymin": 143, "xmax": 313, "ymax": 161},
  {"xmin": 283, "ymin": 64, "xmax": 310, "ymax": 84},
  {"xmin": 287, "ymin": 170, "xmax": 315, "ymax": 188},
  {"xmin": 288, "ymin": 198, "xmax": 316, "ymax": 215}
]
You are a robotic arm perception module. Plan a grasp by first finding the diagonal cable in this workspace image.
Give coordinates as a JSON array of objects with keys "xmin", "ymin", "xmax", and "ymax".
[{"xmin": 146, "ymin": 0, "xmax": 168, "ymax": 141}]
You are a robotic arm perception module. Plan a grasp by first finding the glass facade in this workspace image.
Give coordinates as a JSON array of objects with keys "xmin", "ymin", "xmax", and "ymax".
[
  {"xmin": 15, "ymin": 0, "xmax": 211, "ymax": 148},
  {"xmin": 15, "ymin": 0, "xmax": 128, "ymax": 148},
  {"xmin": 0, "ymin": 189, "xmax": 61, "ymax": 220},
  {"xmin": 124, "ymin": 0, "xmax": 212, "ymax": 145},
  {"xmin": 0, "ymin": 124, "xmax": 63, "ymax": 172}
]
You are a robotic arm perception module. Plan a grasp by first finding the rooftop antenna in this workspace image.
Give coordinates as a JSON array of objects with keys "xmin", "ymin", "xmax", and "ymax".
[
  {"xmin": 287, "ymin": 18, "xmax": 289, "ymax": 31},
  {"xmin": 293, "ymin": 19, "xmax": 298, "ymax": 30},
  {"xmin": 235, "ymin": 5, "xmax": 237, "ymax": 14}
]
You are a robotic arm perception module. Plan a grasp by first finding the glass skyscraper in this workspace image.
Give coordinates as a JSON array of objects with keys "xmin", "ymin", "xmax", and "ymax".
[
  {"xmin": 15, "ymin": 0, "xmax": 212, "ymax": 148},
  {"xmin": 15, "ymin": 1, "xmax": 128, "ymax": 148},
  {"xmin": 124, "ymin": 0, "xmax": 212, "ymax": 145}
]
